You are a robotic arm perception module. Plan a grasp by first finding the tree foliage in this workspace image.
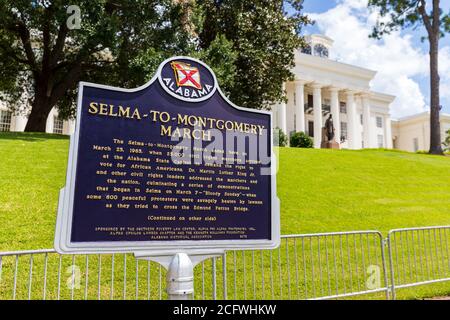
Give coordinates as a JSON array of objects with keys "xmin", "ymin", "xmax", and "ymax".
[
  {"xmin": 369, "ymin": 0, "xmax": 449, "ymax": 39},
  {"xmin": 197, "ymin": 0, "xmax": 310, "ymax": 110},
  {"xmin": 0, "ymin": 0, "xmax": 190, "ymax": 131},
  {"xmin": 187, "ymin": 34, "xmax": 238, "ymax": 98},
  {"xmin": 0, "ymin": 0, "xmax": 310, "ymax": 132}
]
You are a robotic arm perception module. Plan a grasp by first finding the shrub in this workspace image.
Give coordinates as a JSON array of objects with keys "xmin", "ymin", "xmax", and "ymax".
[
  {"xmin": 290, "ymin": 131, "xmax": 313, "ymax": 148},
  {"xmin": 273, "ymin": 127, "xmax": 288, "ymax": 147},
  {"xmin": 444, "ymin": 129, "xmax": 450, "ymax": 152}
]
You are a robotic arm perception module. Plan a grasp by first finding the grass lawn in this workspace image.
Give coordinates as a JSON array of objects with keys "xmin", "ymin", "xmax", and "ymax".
[
  {"xmin": 0, "ymin": 133, "xmax": 69, "ymax": 250},
  {"xmin": 278, "ymin": 147, "xmax": 450, "ymax": 235},
  {"xmin": 0, "ymin": 132, "xmax": 449, "ymax": 300}
]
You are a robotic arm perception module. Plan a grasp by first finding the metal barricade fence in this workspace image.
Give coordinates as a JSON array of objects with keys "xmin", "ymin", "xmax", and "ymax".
[
  {"xmin": 222, "ymin": 231, "xmax": 389, "ymax": 300},
  {"xmin": 0, "ymin": 231, "xmax": 388, "ymax": 300},
  {"xmin": 0, "ymin": 250, "xmax": 226, "ymax": 300},
  {"xmin": 1, "ymin": 227, "xmax": 450, "ymax": 300},
  {"xmin": 387, "ymin": 226, "xmax": 450, "ymax": 299}
]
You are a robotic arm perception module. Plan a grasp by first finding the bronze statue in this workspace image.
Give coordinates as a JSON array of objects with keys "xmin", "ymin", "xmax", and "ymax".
[{"xmin": 325, "ymin": 114, "xmax": 335, "ymax": 141}]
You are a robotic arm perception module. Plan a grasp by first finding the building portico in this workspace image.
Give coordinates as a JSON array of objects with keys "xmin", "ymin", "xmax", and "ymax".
[{"xmin": 273, "ymin": 34, "xmax": 395, "ymax": 149}]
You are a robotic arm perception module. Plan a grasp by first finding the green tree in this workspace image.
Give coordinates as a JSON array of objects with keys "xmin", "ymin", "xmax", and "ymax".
[
  {"xmin": 196, "ymin": 0, "xmax": 311, "ymax": 110},
  {"xmin": 0, "ymin": 0, "xmax": 188, "ymax": 132},
  {"xmin": 187, "ymin": 34, "xmax": 238, "ymax": 97},
  {"xmin": 368, "ymin": 0, "xmax": 450, "ymax": 155}
]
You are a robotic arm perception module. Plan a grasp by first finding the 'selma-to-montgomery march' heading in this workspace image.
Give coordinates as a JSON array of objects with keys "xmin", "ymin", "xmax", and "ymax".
[{"xmin": 87, "ymin": 102, "xmax": 266, "ymax": 141}]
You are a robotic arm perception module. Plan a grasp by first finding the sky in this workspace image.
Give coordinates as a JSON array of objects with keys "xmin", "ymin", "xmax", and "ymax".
[{"xmin": 295, "ymin": 0, "xmax": 450, "ymax": 118}]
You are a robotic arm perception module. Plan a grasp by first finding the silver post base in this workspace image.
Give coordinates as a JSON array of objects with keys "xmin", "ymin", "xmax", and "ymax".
[
  {"xmin": 134, "ymin": 250, "xmax": 224, "ymax": 300},
  {"xmin": 167, "ymin": 253, "xmax": 194, "ymax": 300}
]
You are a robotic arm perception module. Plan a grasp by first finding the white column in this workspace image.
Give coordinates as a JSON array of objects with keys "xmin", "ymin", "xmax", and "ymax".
[
  {"xmin": 385, "ymin": 115, "xmax": 393, "ymax": 149},
  {"xmin": 46, "ymin": 108, "xmax": 55, "ymax": 133},
  {"xmin": 271, "ymin": 104, "xmax": 278, "ymax": 130},
  {"xmin": 362, "ymin": 94, "xmax": 371, "ymax": 148},
  {"xmin": 330, "ymin": 87, "xmax": 340, "ymax": 143},
  {"xmin": 312, "ymin": 84, "xmax": 323, "ymax": 148},
  {"xmin": 346, "ymin": 91, "xmax": 356, "ymax": 149},
  {"xmin": 278, "ymin": 103, "xmax": 287, "ymax": 134},
  {"xmin": 295, "ymin": 81, "xmax": 305, "ymax": 133},
  {"xmin": 13, "ymin": 114, "xmax": 28, "ymax": 132},
  {"xmin": 68, "ymin": 119, "xmax": 76, "ymax": 135},
  {"xmin": 278, "ymin": 83, "xmax": 287, "ymax": 134}
]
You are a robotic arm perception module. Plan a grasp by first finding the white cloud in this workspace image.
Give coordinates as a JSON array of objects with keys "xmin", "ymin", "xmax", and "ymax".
[
  {"xmin": 439, "ymin": 47, "xmax": 450, "ymax": 106},
  {"xmin": 307, "ymin": 0, "xmax": 450, "ymax": 118}
]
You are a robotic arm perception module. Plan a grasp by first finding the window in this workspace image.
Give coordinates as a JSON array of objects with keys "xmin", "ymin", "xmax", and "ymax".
[
  {"xmin": 340, "ymin": 122, "xmax": 347, "ymax": 141},
  {"xmin": 377, "ymin": 134, "xmax": 384, "ymax": 148},
  {"xmin": 376, "ymin": 116, "xmax": 383, "ymax": 128},
  {"xmin": 301, "ymin": 44, "xmax": 312, "ymax": 55},
  {"xmin": 413, "ymin": 138, "xmax": 419, "ymax": 152},
  {"xmin": 323, "ymin": 99, "xmax": 331, "ymax": 113},
  {"xmin": 313, "ymin": 44, "xmax": 329, "ymax": 58},
  {"xmin": 307, "ymin": 95, "xmax": 313, "ymax": 109},
  {"xmin": 360, "ymin": 114, "xmax": 363, "ymax": 125},
  {"xmin": 0, "ymin": 110, "xmax": 12, "ymax": 132},
  {"xmin": 53, "ymin": 116, "xmax": 64, "ymax": 134},
  {"xmin": 308, "ymin": 121, "xmax": 314, "ymax": 137},
  {"xmin": 362, "ymin": 133, "xmax": 364, "ymax": 148},
  {"xmin": 339, "ymin": 102, "xmax": 346, "ymax": 114}
]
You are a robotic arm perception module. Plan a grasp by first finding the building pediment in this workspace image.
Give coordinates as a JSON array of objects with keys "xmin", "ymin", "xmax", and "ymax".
[{"xmin": 294, "ymin": 51, "xmax": 376, "ymax": 91}]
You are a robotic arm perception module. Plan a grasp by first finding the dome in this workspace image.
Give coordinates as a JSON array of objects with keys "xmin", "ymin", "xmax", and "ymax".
[{"xmin": 301, "ymin": 34, "xmax": 334, "ymax": 58}]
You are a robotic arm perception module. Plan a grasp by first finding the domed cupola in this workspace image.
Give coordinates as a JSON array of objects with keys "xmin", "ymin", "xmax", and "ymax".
[{"xmin": 301, "ymin": 34, "xmax": 333, "ymax": 58}]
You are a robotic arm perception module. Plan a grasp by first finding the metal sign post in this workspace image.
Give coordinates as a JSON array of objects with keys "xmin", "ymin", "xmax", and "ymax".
[{"xmin": 135, "ymin": 251, "xmax": 224, "ymax": 300}]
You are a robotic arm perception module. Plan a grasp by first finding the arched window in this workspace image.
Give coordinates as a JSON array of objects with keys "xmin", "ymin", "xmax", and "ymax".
[
  {"xmin": 301, "ymin": 44, "xmax": 312, "ymax": 55},
  {"xmin": 313, "ymin": 44, "xmax": 329, "ymax": 58}
]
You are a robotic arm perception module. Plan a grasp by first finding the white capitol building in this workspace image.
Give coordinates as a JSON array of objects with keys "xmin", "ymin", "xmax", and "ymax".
[
  {"xmin": 274, "ymin": 34, "xmax": 394, "ymax": 150},
  {"xmin": 272, "ymin": 34, "xmax": 449, "ymax": 152},
  {"xmin": 1, "ymin": 34, "xmax": 449, "ymax": 152}
]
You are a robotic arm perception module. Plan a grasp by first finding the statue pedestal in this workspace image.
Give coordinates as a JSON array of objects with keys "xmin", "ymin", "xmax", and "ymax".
[
  {"xmin": 321, "ymin": 140, "xmax": 340, "ymax": 149},
  {"xmin": 321, "ymin": 127, "xmax": 340, "ymax": 149}
]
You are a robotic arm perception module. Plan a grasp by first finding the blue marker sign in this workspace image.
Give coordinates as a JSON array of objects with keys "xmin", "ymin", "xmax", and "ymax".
[{"xmin": 54, "ymin": 57, "xmax": 280, "ymax": 254}]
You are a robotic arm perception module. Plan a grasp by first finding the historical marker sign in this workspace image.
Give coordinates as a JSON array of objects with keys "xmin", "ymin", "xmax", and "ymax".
[{"xmin": 54, "ymin": 57, "xmax": 280, "ymax": 254}]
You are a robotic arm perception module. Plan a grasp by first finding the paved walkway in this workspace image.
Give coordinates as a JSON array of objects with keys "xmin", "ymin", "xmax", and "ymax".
[{"xmin": 425, "ymin": 296, "xmax": 450, "ymax": 300}]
